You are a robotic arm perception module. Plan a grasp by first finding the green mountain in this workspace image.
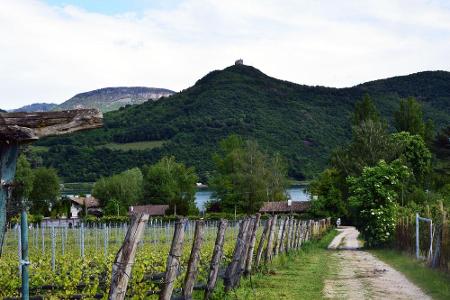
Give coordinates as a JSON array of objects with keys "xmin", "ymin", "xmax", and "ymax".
[
  {"xmin": 35, "ymin": 65, "xmax": 450, "ymax": 182},
  {"xmin": 55, "ymin": 87, "xmax": 175, "ymax": 112},
  {"xmin": 10, "ymin": 102, "xmax": 57, "ymax": 112}
]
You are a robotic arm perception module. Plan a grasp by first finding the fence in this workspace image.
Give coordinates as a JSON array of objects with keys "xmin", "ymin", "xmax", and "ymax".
[
  {"xmin": 394, "ymin": 205, "xmax": 449, "ymax": 273},
  {"xmin": 0, "ymin": 215, "xmax": 331, "ymax": 299}
]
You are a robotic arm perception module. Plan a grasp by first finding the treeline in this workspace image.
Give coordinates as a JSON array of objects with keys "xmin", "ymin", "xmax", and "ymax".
[
  {"xmin": 310, "ymin": 95, "xmax": 450, "ymax": 247},
  {"xmin": 91, "ymin": 135, "xmax": 289, "ymax": 216}
]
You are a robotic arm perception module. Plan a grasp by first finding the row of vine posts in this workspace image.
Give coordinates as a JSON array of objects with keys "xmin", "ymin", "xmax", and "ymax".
[
  {"xmin": 395, "ymin": 201, "xmax": 449, "ymax": 273},
  {"xmin": 108, "ymin": 213, "xmax": 331, "ymax": 300}
]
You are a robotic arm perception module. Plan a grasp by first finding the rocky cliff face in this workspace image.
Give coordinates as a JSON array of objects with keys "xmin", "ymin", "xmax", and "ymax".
[{"xmin": 56, "ymin": 87, "xmax": 175, "ymax": 112}]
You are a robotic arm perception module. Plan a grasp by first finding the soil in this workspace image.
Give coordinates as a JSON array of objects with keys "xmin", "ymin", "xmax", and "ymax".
[{"xmin": 323, "ymin": 226, "xmax": 431, "ymax": 300}]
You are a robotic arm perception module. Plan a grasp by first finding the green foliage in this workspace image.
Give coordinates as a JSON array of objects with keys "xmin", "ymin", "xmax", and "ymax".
[
  {"xmin": 92, "ymin": 168, "xmax": 143, "ymax": 215},
  {"xmin": 352, "ymin": 94, "xmax": 380, "ymax": 125},
  {"xmin": 14, "ymin": 154, "xmax": 34, "ymax": 199},
  {"xmin": 210, "ymin": 135, "xmax": 289, "ymax": 214},
  {"xmin": 347, "ymin": 160, "xmax": 410, "ymax": 247},
  {"xmin": 33, "ymin": 67, "xmax": 450, "ymax": 182},
  {"xmin": 142, "ymin": 156, "xmax": 198, "ymax": 215},
  {"xmin": 29, "ymin": 167, "xmax": 60, "ymax": 216},
  {"xmin": 394, "ymin": 97, "xmax": 426, "ymax": 138},
  {"xmin": 309, "ymin": 168, "xmax": 347, "ymax": 220},
  {"xmin": 391, "ymin": 132, "xmax": 432, "ymax": 185}
]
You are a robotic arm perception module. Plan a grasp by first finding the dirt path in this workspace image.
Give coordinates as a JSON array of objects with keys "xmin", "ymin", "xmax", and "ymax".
[{"xmin": 323, "ymin": 227, "xmax": 431, "ymax": 300}]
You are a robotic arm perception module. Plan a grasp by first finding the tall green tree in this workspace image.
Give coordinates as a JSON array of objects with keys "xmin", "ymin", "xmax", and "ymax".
[
  {"xmin": 394, "ymin": 97, "xmax": 426, "ymax": 137},
  {"xmin": 210, "ymin": 135, "xmax": 288, "ymax": 214},
  {"xmin": 352, "ymin": 94, "xmax": 380, "ymax": 125},
  {"xmin": 142, "ymin": 156, "xmax": 198, "ymax": 215},
  {"xmin": 29, "ymin": 167, "xmax": 60, "ymax": 216},
  {"xmin": 93, "ymin": 168, "xmax": 143, "ymax": 215}
]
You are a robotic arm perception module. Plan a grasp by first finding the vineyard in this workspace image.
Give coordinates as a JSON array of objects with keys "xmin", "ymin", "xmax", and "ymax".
[{"xmin": 0, "ymin": 215, "xmax": 331, "ymax": 299}]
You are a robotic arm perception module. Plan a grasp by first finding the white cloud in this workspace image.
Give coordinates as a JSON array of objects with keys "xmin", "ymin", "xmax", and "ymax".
[{"xmin": 0, "ymin": 0, "xmax": 450, "ymax": 109}]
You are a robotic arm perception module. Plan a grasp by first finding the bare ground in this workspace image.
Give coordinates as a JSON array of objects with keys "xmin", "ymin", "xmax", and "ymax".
[{"xmin": 323, "ymin": 227, "xmax": 431, "ymax": 300}]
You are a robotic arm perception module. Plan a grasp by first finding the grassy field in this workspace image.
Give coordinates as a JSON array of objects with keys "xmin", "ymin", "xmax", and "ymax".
[
  {"xmin": 370, "ymin": 249, "xmax": 450, "ymax": 300},
  {"xmin": 97, "ymin": 140, "xmax": 166, "ymax": 151},
  {"xmin": 209, "ymin": 230, "xmax": 338, "ymax": 300}
]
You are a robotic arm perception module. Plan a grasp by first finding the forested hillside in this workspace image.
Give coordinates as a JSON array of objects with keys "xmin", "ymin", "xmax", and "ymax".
[{"xmin": 34, "ymin": 65, "xmax": 450, "ymax": 182}]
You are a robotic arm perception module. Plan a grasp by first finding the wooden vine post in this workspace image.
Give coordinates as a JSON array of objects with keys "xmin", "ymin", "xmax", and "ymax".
[
  {"xmin": 245, "ymin": 213, "xmax": 261, "ymax": 275},
  {"xmin": 0, "ymin": 109, "xmax": 102, "ymax": 300},
  {"xmin": 255, "ymin": 216, "xmax": 271, "ymax": 268},
  {"xmin": 108, "ymin": 213, "xmax": 149, "ymax": 300},
  {"xmin": 205, "ymin": 219, "xmax": 228, "ymax": 300},
  {"xmin": 183, "ymin": 220, "xmax": 205, "ymax": 300},
  {"xmin": 160, "ymin": 218, "xmax": 187, "ymax": 300},
  {"xmin": 264, "ymin": 214, "xmax": 277, "ymax": 262},
  {"xmin": 224, "ymin": 217, "xmax": 251, "ymax": 291}
]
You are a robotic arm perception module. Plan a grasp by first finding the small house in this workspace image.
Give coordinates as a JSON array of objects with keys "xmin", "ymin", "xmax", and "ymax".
[
  {"xmin": 129, "ymin": 204, "xmax": 169, "ymax": 216},
  {"xmin": 259, "ymin": 200, "xmax": 310, "ymax": 214}
]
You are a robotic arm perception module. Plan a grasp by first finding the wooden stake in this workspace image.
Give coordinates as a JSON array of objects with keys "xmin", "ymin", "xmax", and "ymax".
[
  {"xmin": 160, "ymin": 218, "xmax": 187, "ymax": 300},
  {"xmin": 183, "ymin": 220, "xmax": 205, "ymax": 300},
  {"xmin": 224, "ymin": 217, "xmax": 250, "ymax": 291},
  {"xmin": 264, "ymin": 215, "xmax": 277, "ymax": 262},
  {"xmin": 108, "ymin": 213, "xmax": 149, "ymax": 300},
  {"xmin": 245, "ymin": 213, "xmax": 261, "ymax": 275},
  {"xmin": 255, "ymin": 216, "xmax": 271, "ymax": 268},
  {"xmin": 205, "ymin": 219, "xmax": 228, "ymax": 300}
]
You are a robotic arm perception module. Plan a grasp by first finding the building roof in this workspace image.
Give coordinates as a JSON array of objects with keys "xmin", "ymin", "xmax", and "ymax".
[
  {"xmin": 69, "ymin": 196, "xmax": 100, "ymax": 208},
  {"xmin": 129, "ymin": 204, "xmax": 169, "ymax": 216},
  {"xmin": 259, "ymin": 201, "xmax": 310, "ymax": 213}
]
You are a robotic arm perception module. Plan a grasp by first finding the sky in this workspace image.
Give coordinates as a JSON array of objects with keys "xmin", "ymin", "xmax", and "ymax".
[{"xmin": 1, "ymin": 0, "xmax": 450, "ymax": 110}]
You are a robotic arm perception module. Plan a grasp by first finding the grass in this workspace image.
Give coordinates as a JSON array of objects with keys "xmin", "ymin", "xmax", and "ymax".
[
  {"xmin": 29, "ymin": 145, "xmax": 49, "ymax": 153},
  {"xmin": 207, "ymin": 230, "xmax": 338, "ymax": 300},
  {"xmin": 370, "ymin": 249, "xmax": 450, "ymax": 300},
  {"xmin": 96, "ymin": 140, "xmax": 166, "ymax": 151}
]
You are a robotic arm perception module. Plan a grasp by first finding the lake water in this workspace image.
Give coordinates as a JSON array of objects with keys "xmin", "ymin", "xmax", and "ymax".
[{"xmin": 195, "ymin": 185, "xmax": 310, "ymax": 211}]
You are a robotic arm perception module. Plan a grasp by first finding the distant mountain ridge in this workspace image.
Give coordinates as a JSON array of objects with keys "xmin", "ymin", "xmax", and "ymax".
[
  {"xmin": 55, "ymin": 87, "xmax": 175, "ymax": 112},
  {"xmin": 10, "ymin": 103, "xmax": 57, "ymax": 112},
  {"xmin": 37, "ymin": 65, "xmax": 450, "ymax": 182}
]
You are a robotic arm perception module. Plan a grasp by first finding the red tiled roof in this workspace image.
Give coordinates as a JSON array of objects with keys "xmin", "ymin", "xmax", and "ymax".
[
  {"xmin": 259, "ymin": 201, "xmax": 310, "ymax": 213},
  {"xmin": 70, "ymin": 196, "xmax": 100, "ymax": 208},
  {"xmin": 129, "ymin": 204, "xmax": 169, "ymax": 216}
]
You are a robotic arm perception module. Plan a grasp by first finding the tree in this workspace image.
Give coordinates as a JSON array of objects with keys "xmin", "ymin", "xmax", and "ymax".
[
  {"xmin": 93, "ymin": 168, "xmax": 143, "ymax": 215},
  {"xmin": 7, "ymin": 155, "xmax": 35, "ymax": 219},
  {"xmin": 29, "ymin": 167, "xmax": 60, "ymax": 216},
  {"xmin": 391, "ymin": 132, "xmax": 432, "ymax": 186},
  {"xmin": 142, "ymin": 156, "xmax": 198, "ymax": 215},
  {"xmin": 347, "ymin": 160, "xmax": 410, "ymax": 247},
  {"xmin": 352, "ymin": 94, "xmax": 380, "ymax": 125},
  {"xmin": 210, "ymin": 135, "xmax": 288, "ymax": 214},
  {"xmin": 394, "ymin": 97, "xmax": 426, "ymax": 137},
  {"xmin": 310, "ymin": 168, "xmax": 347, "ymax": 220}
]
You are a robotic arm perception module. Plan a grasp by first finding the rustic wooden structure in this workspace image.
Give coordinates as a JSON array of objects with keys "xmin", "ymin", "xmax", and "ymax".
[
  {"xmin": 255, "ymin": 216, "xmax": 271, "ymax": 268},
  {"xmin": 108, "ymin": 213, "xmax": 149, "ymax": 300},
  {"xmin": 160, "ymin": 218, "xmax": 187, "ymax": 300},
  {"xmin": 0, "ymin": 109, "xmax": 102, "ymax": 254},
  {"xmin": 244, "ymin": 213, "xmax": 261, "ymax": 275},
  {"xmin": 205, "ymin": 219, "xmax": 228, "ymax": 300},
  {"xmin": 264, "ymin": 214, "xmax": 278, "ymax": 262},
  {"xmin": 183, "ymin": 220, "xmax": 205, "ymax": 300}
]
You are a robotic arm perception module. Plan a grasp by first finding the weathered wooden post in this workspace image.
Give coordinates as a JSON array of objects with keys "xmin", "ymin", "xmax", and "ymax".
[
  {"xmin": 183, "ymin": 220, "xmax": 205, "ymax": 300},
  {"xmin": 224, "ymin": 217, "xmax": 251, "ymax": 291},
  {"xmin": 108, "ymin": 213, "xmax": 149, "ymax": 300},
  {"xmin": 160, "ymin": 218, "xmax": 187, "ymax": 300},
  {"xmin": 274, "ymin": 217, "xmax": 284, "ymax": 256},
  {"xmin": 245, "ymin": 213, "xmax": 260, "ymax": 275},
  {"xmin": 264, "ymin": 214, "xmax": 277, "ymax": 262},
  {"xmin": 279, "ymin": 217, "xmax": 288, "ymax": 253},
  {"xmin": 205, "ymin": 219, "xmax": 228, "ymax": 300},
  {"xmin": 255, "ymin": 216, "xmax": 271, "ymax": 268}
]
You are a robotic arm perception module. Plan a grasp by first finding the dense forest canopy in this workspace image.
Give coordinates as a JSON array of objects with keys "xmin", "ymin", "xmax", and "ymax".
[{"xmin": 34, "ymin": 65, "xmax": 450, "ymax": 182}]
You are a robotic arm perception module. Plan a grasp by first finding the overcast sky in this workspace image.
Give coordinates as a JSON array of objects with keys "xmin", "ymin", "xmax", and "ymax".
[{"xmin": 1, "ymin": 0, "xmax": 450, "ymax": 110}]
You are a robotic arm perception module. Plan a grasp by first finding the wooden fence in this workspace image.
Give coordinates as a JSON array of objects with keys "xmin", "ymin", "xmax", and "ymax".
[
  {"xmin": 109, "ymin": 214, "xmax": 332, "ymax": 300},
  {"xmin": 394, "ymin": 205, "xmax": 449, "ymax": 273}
]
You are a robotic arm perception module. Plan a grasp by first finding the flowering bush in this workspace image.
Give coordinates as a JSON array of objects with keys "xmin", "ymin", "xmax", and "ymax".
[{"xmin": 348, "ymin": 160, "xmax": 410, "ymax": 247}]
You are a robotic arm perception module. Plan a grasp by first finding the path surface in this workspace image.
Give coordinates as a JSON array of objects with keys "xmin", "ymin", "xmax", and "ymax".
[{"xmin": 323, "ymin": 226, "xmax": 431, "ymax": 300}]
